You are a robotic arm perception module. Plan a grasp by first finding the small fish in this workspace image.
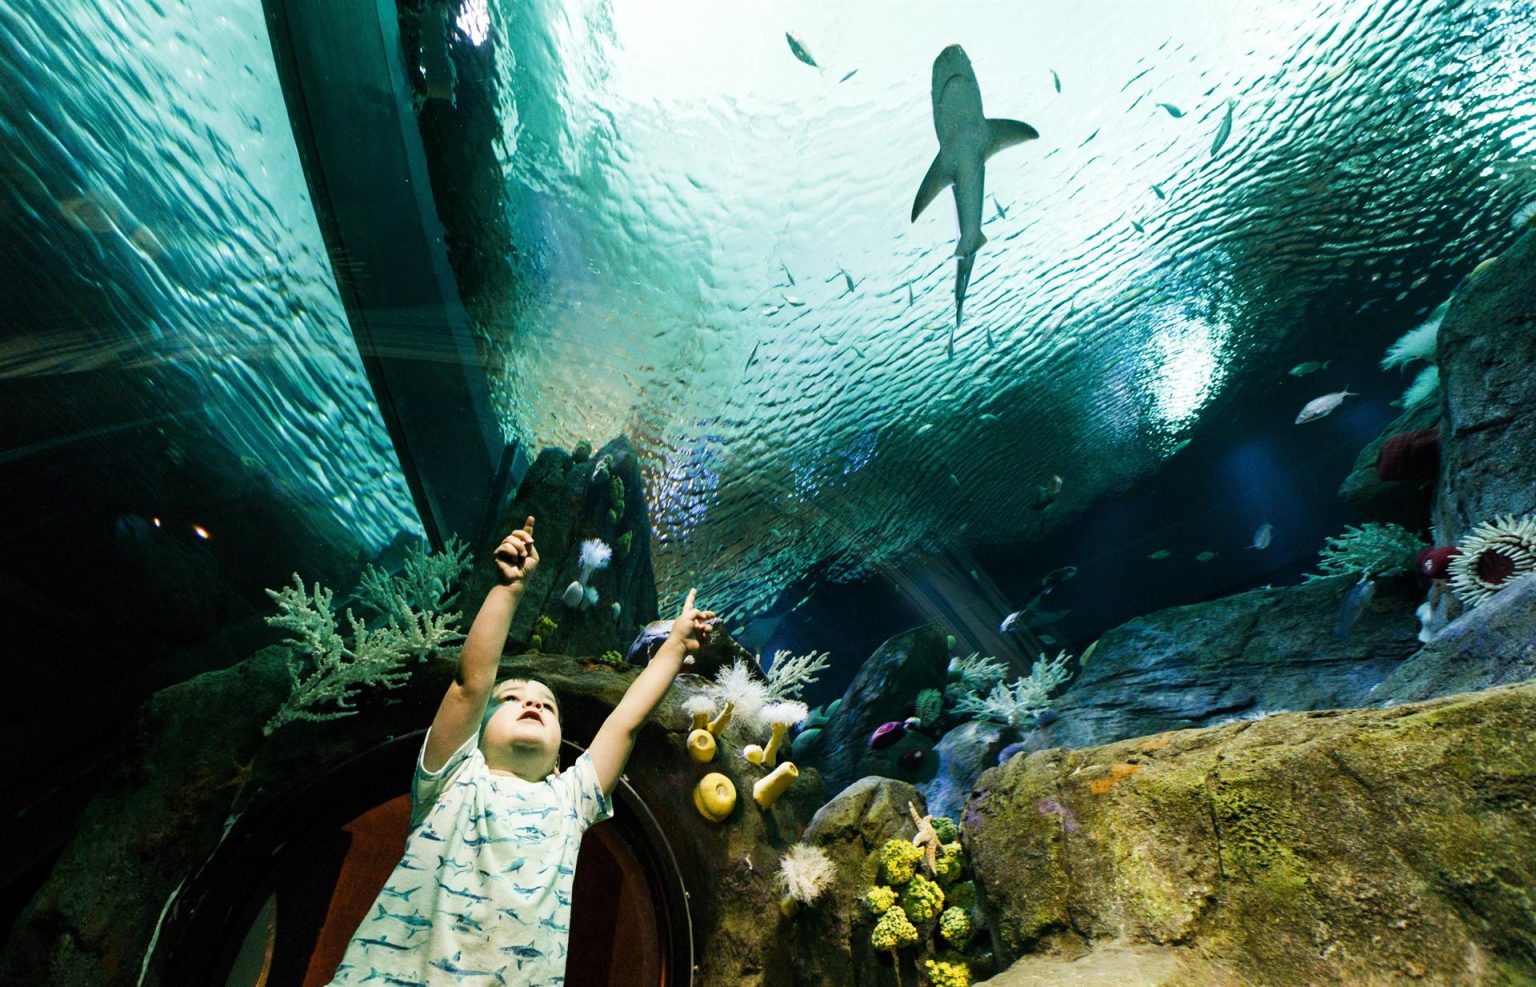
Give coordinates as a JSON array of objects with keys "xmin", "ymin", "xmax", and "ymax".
[
  {"xmin": 1288, "ymin": 360, "xmax": 1331, "ymax": 376},
  {"xmin": 949, "ymin": 473, "xmax": 961, "ymax": 486},
  {"xmin": 1334, "ymin": 575, "xmax": 1376, "ymax": 638},
  {"xmin": 780, "ymin": 261, "xmax": 796, "ymax": 286},
  {"xmin": 1049, "ymin": 68, "xmax": 1061, "ymax": 93},
  {"xmin": 785, "ymin": 32, "xmax": 818, "ymax": 68},
  {"xmin": 1151, "ymin": 183, "xmax": 1166, "ymax": 200},
  {"xmin": 744, "ymin": 341, "xmax": 760, "ymax": 369},
  {"xmin": 1147, "ymin": 549, "xmax": 1172, "ymax": 560},
  {"xmin": 1170, "ymin": 438, "xmax": 1193, "ymax": 455},
  {"xmin": 906, "ymin": 283, "xmax": 915, "ymax": 308},
  {"xmin": 1000, "ymin": 611, "xmax": 1024, "ymax": 633},
  {"xmin": 1042, "ymin": 565, "xmax": 1078, "ymax": 587},
  {"xmin": 1157, "ymin": 102, "xmax": 1184, "ymax": 118},
  {"xmin": 1130, "ymin": 218, "xmax": 1146, "ymax": 234},
  {"xmin": 991, "ymin": 195, "xmax": 1008, "ymax": 220},
  {"xmin": 1294, "ymin": 388, "xmax": 1357, "ymax": 424},
  {"xmin": 1039, "ymin": 634, "xmax": 1057, "ymax": 645},
  {"xmin": 441, "ymin": 885, "xmax": 490, "ymax": 903},
  {"xmin": 1249, "ymin": 523, "xmax": 1273, "ymax": 551},
  {"xmin": 782, "ymin": 293, "xmax": 806, "ymax": 307},
  {"xmin": 839, "ymin": 268, "xmax": 857, "ymax": 295},
  {"xmin": 1211, "ymin": 99, "xmax": 1234, "ymax": 157},
  {"xmin": 1195, "ymin": 550, "xmax": 1218, "ymax": 562},
  {"xmin": 378, "ymin": 885, "xmax": 418, "ymax": 901},
  {"xmin": 839, "ymin": 69, "xmax": 858, "ymax": 83}
]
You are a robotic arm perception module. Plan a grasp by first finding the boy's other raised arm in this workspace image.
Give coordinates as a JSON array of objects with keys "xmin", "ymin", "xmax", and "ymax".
[
  {"xmin": 588, "ymin": 588, "xmax": 715, "ymax": 794},
  {"xmin": 423, "ymin": 519, "xmax": 537, "ymax": 773}
]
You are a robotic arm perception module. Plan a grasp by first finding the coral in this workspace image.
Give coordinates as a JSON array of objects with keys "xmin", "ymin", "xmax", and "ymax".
[
  {"xmin": 870, "ymin": 907, "xmax": 920, "ymax": 953},
  {"xmin": 865, "ymin": 885, "xmax": 898, "ymax": 915},
  {"xmin": 945, "ymin": 653, "xmax": 1008, "ymax": 708},
  {"xmin": 899, "ymin": 873, "xmax": 945, "ymax": 924},
  {"xmin": 954, "ymin": 651, "xmax": 1074, "ymax": 730},
  {"xmin": 924, "ymin": 958, "xmax": 972, "ymax": 987},
  {"xmin": 1448, "ymin": 514, "xmax": 1536, "ymax": 608},
  {"xmin": 914, "ymin": 687, "xmax": 944, "ymax": 727},
  {"xmin": 529, "ymin": 614, "xmax": 557, "ymax": 653},
  {"xmin": 934, "ymin": 842, "xmax": 964, "ymax": 885},
  {"xmin": 753, "ymin": 761, "xmax": 799, "ymax": 809},
  {"xmin": 778, "ymin": 844, "xmax": 836, "ymax": 916},
  {"xmin": 938, "ymin": 906, "xmax": 973, "ymax": 948},
  {"xmin": 353, "ymin": 535, "xmax": 471, "ymax": 618},
  {"xmin": 616, "ymin": 530, "xmax": 633, "ymax": 559},
  {"xmin": 932, "ymin": 816, "xmax": 960, "ymax": 844},
  {"xmin": 608, "ymin": 474, "xmax": 626, "ymax": 525},
  {"xmin": 879, "ymin": 838, "xmax": 924, "ymax": 886},
  {"xmin": 763, "ymin": 648, "xmax": 832, "ymax": 701},
  {"xmin": 262, "ymin": 568, "xmax": 466, "ymax": 735},
  {"xmin": 947, "ymin": 880, "xmax": 976, "ymax": 912},
  {"xmin": 1304, "ymin": 522, "xmax": 1427, "ymax": 581},
  {"xmin": 1376, "ymin": 428, "xmax": 1440, "ymax": 482}
]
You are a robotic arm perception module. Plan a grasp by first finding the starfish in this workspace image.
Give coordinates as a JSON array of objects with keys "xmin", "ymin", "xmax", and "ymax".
[{"xmin": 908, "ymin": 801, "xmax": 940, "ymax": 877}]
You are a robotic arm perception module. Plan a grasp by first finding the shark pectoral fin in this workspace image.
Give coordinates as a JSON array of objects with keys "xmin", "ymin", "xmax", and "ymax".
[
  {"xmin": 985, "ymin": 118, "xmax": 1039, "ymax": 159},
  {"xmin": 911, "ymin": 154, "xmax": 951, "ymax": 222}
]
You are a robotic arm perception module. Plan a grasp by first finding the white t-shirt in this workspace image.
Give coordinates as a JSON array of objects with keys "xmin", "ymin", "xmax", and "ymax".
[{"xmin": 327, "ymin": 729, "xmax": 613, "ymax": 986}]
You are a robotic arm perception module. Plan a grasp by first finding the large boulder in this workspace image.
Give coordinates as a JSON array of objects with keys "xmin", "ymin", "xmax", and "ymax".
[
  {"xmin": 466, "ymin": 435, "xmax": 659, "ymax": 658},
  {"xmin": 818, "ymin": 627, "xmax": 950, "ymax": 792},
  {"xmin": 1027, "ymin": 575, "xmax": 1421, "ymax": 752},
  {"xmin": 1372, "ymin": 573, "xmax": 1536, "ymax": 704},
  {"xmin": 1434, "ymin": 227, "xmax": 1536, "ymax": 542},
  {"xmin": 918, "ymin": 720, "xmax": 1009, "ymax": 821},
  {"xmin": 963, "ymin": 680, "xmax": 1536, "ymax": 986}
]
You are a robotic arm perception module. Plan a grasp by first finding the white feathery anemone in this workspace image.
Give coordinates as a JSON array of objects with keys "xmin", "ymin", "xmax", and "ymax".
[
  {"xmin": 1447, "ymin": 514, "xmax": 1536, "ymax": 608},
  {"xmin": 1381, "ymin": 304, "xmax": 1443, "ymax": 371},
  {"xmin": 1400, "ymin": 365, "xmax": 1439, "ymax": 409},
  {"xmin": 779, "ymin": 843, "xmax": 836, "ymax": 906},
  {"xmin": 578, "ymin": 539, "xmax": 612, "ymax": 582},
  {"xmin": 762, "ymin": 701, "xmax": 809, "ymax": 727},
  {"xmin": 707, "ymin": 658, "xmax": 769, "ymax": 729},
  {"xmin": 683, "ymin": 694, "xmax": 716, "ymax": 718},
  {"xmin": 1514, "ymin": 197, "xmax": 1536, "ymax": 230}
]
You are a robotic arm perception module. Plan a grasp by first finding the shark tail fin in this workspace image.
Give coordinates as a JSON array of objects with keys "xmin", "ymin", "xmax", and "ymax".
[
  {"xmin": 985, "ymin": 118, "xmax": 1039, "ymax": 160},
  {"xmin": 912, "ymin": 153, "xmax": 952, "ymax": 222}
]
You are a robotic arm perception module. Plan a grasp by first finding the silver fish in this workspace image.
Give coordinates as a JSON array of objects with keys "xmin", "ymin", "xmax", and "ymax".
[
  {"xmin": 1211, "ymin": 99, "xmax": 1234, "ymax": 156},
  {"xmin": 1249, "ymin": 523, "xmax": 1273, "ymax": 550},
  {"xmin": 785, "ymin": 32, "xmax": 818, "ymax": 68},
  {"xmin": 1294, "ymin": 389, "xmax": 1357, "ymax": 424},
  {"xmin": 1335, "ymin": 575, "xmax": 1376, "ymax": 638}
]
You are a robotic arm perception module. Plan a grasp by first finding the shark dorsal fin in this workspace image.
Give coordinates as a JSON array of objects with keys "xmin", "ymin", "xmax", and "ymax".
[
  {"xmin": 985, "ymin": 118, "xmax": 1039, "ymax": 160},
  {"xmin": 911, "ymin": 153, "xmax": 952, "ymax": 222}
]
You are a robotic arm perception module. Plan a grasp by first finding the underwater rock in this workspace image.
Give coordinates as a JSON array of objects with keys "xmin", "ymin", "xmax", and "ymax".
[
  {"xmin": 465, "ymin": 436, "xmax": 658, "ymax": 658},
  {"xmin": 964, "ymin": 679, "xmax": 1536, "ymax": 986},
  {"xmin": 819, "ymin": 626, "xmax": 950, "ymax": 792},
  {"xmin": 1372, "ymin": 573, "xmax": 1536, "ymax": 704},
  {"xmin": 917, "ymin": 720, "xmax": 1010, "ymax": 822},
  {"xmin": 1031, "ymin": 576, "xmax": 1421, "ymax": 752},
  {"xmin": 794, "ymin": 777, "xmax": 929, "ymax": 986},
  {"xmin": 1337, "ymin": 399, "xmax": 1439, "ymax": 528},
  {"xmin": 1435, "ymin": 226, "xmax": 1536, "ymax": 542}
]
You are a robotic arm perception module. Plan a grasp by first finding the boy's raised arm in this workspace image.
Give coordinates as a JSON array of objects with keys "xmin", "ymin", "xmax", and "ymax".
[
  {"xmin": 587, "ymin": 588, "xmax": 715, "ymax": 795},
  {"xmin": 422, "ymin": 518, "xmax": 538, "ymax": 773}
]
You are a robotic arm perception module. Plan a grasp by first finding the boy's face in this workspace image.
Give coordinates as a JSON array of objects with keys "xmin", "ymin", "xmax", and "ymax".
[{"xmin": 483, "ymin": 679, "xmax": 562, "ymax": 774}]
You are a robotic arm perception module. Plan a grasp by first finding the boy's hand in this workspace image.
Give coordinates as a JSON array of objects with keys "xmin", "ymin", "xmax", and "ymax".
[
  {"xmin": 493, "ymin": 517, "xmax": 538, "ymax": 589},
  {"xmin": 666, "ymin": 588, "xmax": 717, "ymax": 655}
]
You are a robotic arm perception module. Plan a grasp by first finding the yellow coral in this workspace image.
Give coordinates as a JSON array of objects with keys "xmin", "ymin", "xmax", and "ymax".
[
  {"xmin": 900, "ymin": 873, "xmax": 945, "ymax": 924},
  {"xmin": 939, "ymin": 906, "xmax": 972, "ymax": 948},
  {"xmin": 864, "ymin": 885, "xmax": 897, "ymax": 915},
  {"xmin": 870, "ymin": 907, "xmax": 920, "ymax": 952},
  {"xmin": 932, "ymin": 816, "xmax": 959, "ymax": 843},
  {"xmin": 924, "ymin": 958, "xmax": 972, "ymax": 987},
  {"xmin": 934, "ymin": 841, "xmax": 964, "ymax": 884},
  {"xmin": 878, "ymin": 837, "xmax": 924, "ymax": 885}
]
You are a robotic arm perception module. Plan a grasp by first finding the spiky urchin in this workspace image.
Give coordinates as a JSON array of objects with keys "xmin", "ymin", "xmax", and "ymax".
[{"xmin": 1447, "ymin": 514, "xmax": 1536, "ymax": 607}]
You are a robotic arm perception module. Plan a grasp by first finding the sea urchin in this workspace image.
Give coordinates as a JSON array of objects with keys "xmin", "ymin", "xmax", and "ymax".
[{"xmin": 1447, "ymin": 514, "xmax": 1536, "ymax": 607}]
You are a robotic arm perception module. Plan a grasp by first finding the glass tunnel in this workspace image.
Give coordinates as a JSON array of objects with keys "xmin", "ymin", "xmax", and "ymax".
[{"xmin": 2, "ymin": 0, "xmax": 1535, "ymax": 985}]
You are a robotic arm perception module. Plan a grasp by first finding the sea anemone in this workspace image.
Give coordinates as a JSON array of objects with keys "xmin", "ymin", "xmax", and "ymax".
[
  {"xmin": 777, "ymin": 843, "xmax": 836, "ymax": 916},
  {"xmin": 1375, "ymin": 428, "xmax": 1440, "ymax": 482},
  {"xmin": 1416, "ymin": 546, "xmax": 1461, "ymax": 580},
  {"xmin": 706, "ymin": 659, "xmax": 769, "ymax": 729},
  {"xmin": 870, "ymin": 721, "xmax": 907, "ymax": 749},
  {"xmin": 563, "ymin": 538, "xmax": 613, "ymax": 608},
  {"xmin": 1447, "ymin": 514, "xmax": 1536, "ymax": 607},
  {"xmin": 1381, "ymin": 306, "xmax": 1443, "ymax": 371},
  {"xmin": 1399, "ymin": 365, "xmax": 1440, "ymax": 409}
]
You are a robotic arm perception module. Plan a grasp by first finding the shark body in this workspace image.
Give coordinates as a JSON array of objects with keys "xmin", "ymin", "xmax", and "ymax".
[{"xmin": 912, "ymin": 45, "xmax": 1038, "ymax": 345}]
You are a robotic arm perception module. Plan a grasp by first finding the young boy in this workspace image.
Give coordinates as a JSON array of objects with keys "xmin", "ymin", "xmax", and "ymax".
[{"xmin": 327, "ymin": 516, "xmax": 715, "ymax": 986}]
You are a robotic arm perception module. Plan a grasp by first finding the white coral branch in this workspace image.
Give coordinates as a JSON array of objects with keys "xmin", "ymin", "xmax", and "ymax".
[
  {"xmin": 764, "ymin": 649, "xmax": 831, "ymax": 701},
  {"xmin": 954, "ymin": 651, "xmax": 1074, "ymax": 730}
]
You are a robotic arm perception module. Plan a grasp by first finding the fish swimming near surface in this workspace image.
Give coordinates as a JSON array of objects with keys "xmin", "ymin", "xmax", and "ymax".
[
  {"xmin": 1050, "ymin": 68, "xmax": 1061, "ymax": 92},
  {"xmin": 1288, "ymin": 360, "xmax": 1330, "ymax": 377},
  {"xmin": 1211, "ymin": 99, "xmax": 1234, "ymax": 156},
  {"xmin": 1031, "ymin": 474, "xmax": 1063, "ymax": 510},
  {"xmin": 1334, "ymin": 575, "xmax": 1377, "ymax": 638},
  {"xmin": 1147, "ymin": 548, "xmax": 1172, "ymax": 560},
  {"xmin": 912, "ymin": 45, "xmax": 1039, "ymax": 339},
  {"xmin": 1195, "ymin": 551, "xmax": 1218, "ymax": 562},
  {"xmin": 785, "ymin": 32, "xmax": 818, "ymax": 68},
  {"xmin": 1157, "ymin": 102, "xmax": 1184, "ymax": 118},
  {"xmin": 1249, "ymin": 523, "xmax": 1273, "ymax": 550},
  {"xmin": 1042, "ymin": 565, "xmax": 1078, "ymax": 587},
  {"xmin": 1294, "ymin": 388, "xmax": 1357, "ymax": 424}
]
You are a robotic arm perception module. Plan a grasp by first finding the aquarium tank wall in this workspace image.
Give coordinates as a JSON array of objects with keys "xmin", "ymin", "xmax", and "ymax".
[{"xmin": 3, "ymin": 0, "xmax": 1535, "ymax": 984}]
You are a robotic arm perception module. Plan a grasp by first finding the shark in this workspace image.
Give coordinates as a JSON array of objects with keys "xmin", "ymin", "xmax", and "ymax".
[{"xmin": 911, "ymin": 45, "xmax": 1038, "ymax": 350}]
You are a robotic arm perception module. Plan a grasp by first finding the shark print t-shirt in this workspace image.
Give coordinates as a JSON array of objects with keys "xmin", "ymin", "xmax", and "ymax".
[{"xmin": 327, "ymin": 729, "xmax": 613, "ymax": 987}]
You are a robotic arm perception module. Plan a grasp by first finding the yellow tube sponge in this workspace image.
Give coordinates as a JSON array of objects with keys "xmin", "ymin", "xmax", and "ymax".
[
  {"xmin": 761, "ymin": 721, "xmax": 788, "ymax": 767},
  {"xmin": 707, "ymin": 700, "xmax": 734, "ymax": 736},
  {"xmin": 693, "ymin": 772, "xmax": 736, "ymax": 823},
  {"xmin": 753, "ymin": 761, "xmax": 798, "ymax": 809},
  {"xmin": 743, "ymin": 743, "xmax": 765, "ymax": 765},
  {"xmin": 864, "ymin": 885, "xmax": 898, "ymax": 915},
  {"xmin": 687, "ymin": 728, "xmax": 718, "ymax": 763}
]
